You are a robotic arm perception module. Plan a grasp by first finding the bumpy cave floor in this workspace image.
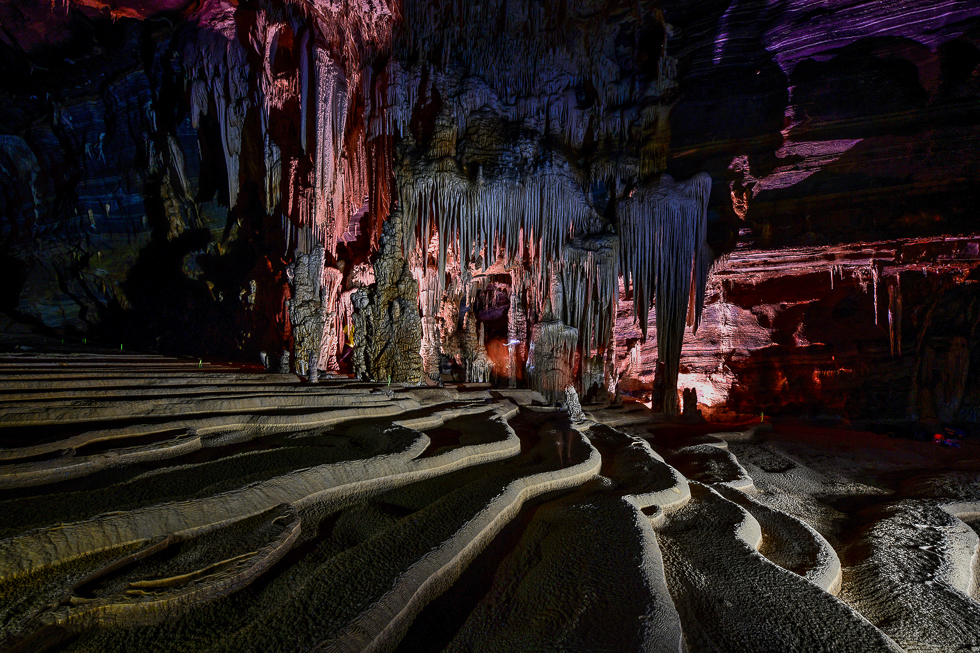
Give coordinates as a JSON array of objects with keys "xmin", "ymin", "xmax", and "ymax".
[{"xmin": 0, "ymin": 339, "xmax": 979, "ymax": 652}]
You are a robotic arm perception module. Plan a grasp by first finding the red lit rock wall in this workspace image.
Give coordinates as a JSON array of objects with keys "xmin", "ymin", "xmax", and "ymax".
[{"xmin": 618, "ymin": 237, "xmax": 980, "ymax": 423}]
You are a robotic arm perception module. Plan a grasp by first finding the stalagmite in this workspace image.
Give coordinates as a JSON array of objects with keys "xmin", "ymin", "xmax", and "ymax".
[
  {"xmin": 287, "ymin": 247, "xmax": 326, "ymax": 380},
  {"xmin": 313, "ymin": 50, "xmax": 345, "ymax": 246},
  {"xmin": 507, "ymin": 269, "xmax": 528, "ymax": 388},
  {"xmin": 527, "ymin": 301, "xmax": 579, "ymax": 403},
  {"xmin": 319, "ymin": 266, "xmax": 344, "ymax": 373},
  {"xmin": 352, "ymin": 210, "xmax": 424, "ymax": 383},
  {"xmin": 466, "ymin": 322, "xmax": 494, "ymax": 383}
]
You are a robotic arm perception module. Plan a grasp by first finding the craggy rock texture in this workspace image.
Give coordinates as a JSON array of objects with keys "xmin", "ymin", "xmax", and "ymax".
[
  {"xmin": 4, "ymin": 0, "xmax": 980, "ymax": 411},
  {"xmin": 352, "ymin": 211, "xmax": 424, "ymax": 383}
]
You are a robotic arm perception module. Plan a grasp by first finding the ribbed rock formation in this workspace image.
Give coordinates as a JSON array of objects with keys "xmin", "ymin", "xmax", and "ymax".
[
  {"xmin": 351, "ymin": 210, "xmax": 424, "ymax": 383},
  {"xmin": 1, "ymin": 345, "xmax": 979, "ymax": 651}
]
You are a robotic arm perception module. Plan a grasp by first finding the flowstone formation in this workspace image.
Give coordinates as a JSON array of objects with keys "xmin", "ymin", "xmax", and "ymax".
[{"xmin": 1, "ymin": 344, "xmax": 979, "ymax": 652}]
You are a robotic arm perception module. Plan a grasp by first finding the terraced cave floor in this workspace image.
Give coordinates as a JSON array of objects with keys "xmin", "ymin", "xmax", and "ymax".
[{"xmin": 1, "ymin": 339, "xmax": 980, "ymax": 652}]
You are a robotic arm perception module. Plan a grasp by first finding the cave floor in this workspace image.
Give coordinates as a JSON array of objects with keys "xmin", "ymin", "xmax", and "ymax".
[{"xmin": 0, "ymin": 342, "xmax": 978, "ymax": 652}]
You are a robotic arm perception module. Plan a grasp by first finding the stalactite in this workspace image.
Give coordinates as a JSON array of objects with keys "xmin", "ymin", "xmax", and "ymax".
[
  {"xmin": 830, "ymin": 264, "xmax": 843, "ymax": 290},
  {"xmin": 618, "ymin": 172, "xmax": 712, "ymax": 414},
  {"xmin": 872, "ymin": 262, "xmax": 880, "ymax": 326},
  {"xmin": 888, "ymin": 275, "xmax": 902, "ymax": 357},
  {"xmin": 560, "ymin": 232, "xmax": 619, "ymax": 357},
  {"xmin": 414, "ymin": 264, "xmax": 443, "ymax": 383},
  {"xmin": 299, "ymin": 27, "xmax": 311, "ymax": 152},
  {"xmin": 190, "ymin": 79, "xmax": 208, "ymax": 129}
]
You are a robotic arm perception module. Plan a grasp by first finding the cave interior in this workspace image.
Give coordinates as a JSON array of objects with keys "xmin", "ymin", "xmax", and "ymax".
[{"xmin": 2, "ymin": 0, "xmax": 980, "ymax": 651}]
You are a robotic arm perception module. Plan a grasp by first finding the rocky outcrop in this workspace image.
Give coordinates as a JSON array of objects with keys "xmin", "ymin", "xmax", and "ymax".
[
  {"xmin": 286, "ymin": 247, "xmax": 326, "ymax": 378},
  {"xmin": 352, "ymin": 211, "xmax": 423, "ymax": 383}
]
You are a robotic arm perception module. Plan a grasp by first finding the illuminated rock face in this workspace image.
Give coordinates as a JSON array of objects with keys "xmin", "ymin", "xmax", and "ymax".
[
  {"xmin": 617, "ymin": 237, "xmax": 980, "ymax": 422},
  {"xmin": 1, "ymin": 0, "xmax": 980, "ymax": 419}
]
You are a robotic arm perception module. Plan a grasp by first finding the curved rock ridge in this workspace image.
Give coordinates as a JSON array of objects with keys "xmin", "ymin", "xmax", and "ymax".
[
  {"xmin": 2, "ymin": 350, "xmax": 980, "ymax": 652},
  {"xmin": 34, "ymin": 505, "xmax": 302, "ymax": 634},
  {"xmin": 319, "ymin": 427, "xmax": 601, "ymax": 653},
  {"xmin": 841, "ymin": 496, "xmax": 980, "ymax": 652},
  {"xmin": 715, "ymin": 484, "xmax": 843, "ymax": 595},
  {"xmin": 655, "ymin": 482, "xmax": 902, "ymax": 653},
  {"xmin": 0, "ymin": 405, "xmax": 522, "ymax": 581}
]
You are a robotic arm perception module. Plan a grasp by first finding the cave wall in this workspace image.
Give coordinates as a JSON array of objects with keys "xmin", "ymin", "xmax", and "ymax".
[
  {"xmin": 0, "ymin": 0, "xmax": 396, "ymax": 364},
  {"xmin": 614, "ymin": 0, "xmax": 980, "ymax": 422},
  {"xmin": 3, "ymin": 0, "xmax": 980, "ymax": 422}
]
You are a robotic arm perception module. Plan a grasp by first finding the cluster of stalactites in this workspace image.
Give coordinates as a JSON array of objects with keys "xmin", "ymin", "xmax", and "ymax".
[
  {"xmin": 184, "ymin": 2, "xmax": 248, "ymax": 210},
  {"xmin": 397, "ymin": 168, "xmax": 712, "ymax": 402},
  {"xmin": 399, "ymin": 165, "xmax": 605, "ymax": 302},
  {"xmin": 182, "ymin": 0, "xmax": 397, "ymax": 255},
  {"xmin": 560, "ymin": 232, "xmax": 620, "ymax": 358},
  {"xmin": 392, "ymin": 1, "xmax": 677, "ymax": 162},
  {"xmin": 619, "ymin": 172, "xmax": 713, "ymax": 412}
]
